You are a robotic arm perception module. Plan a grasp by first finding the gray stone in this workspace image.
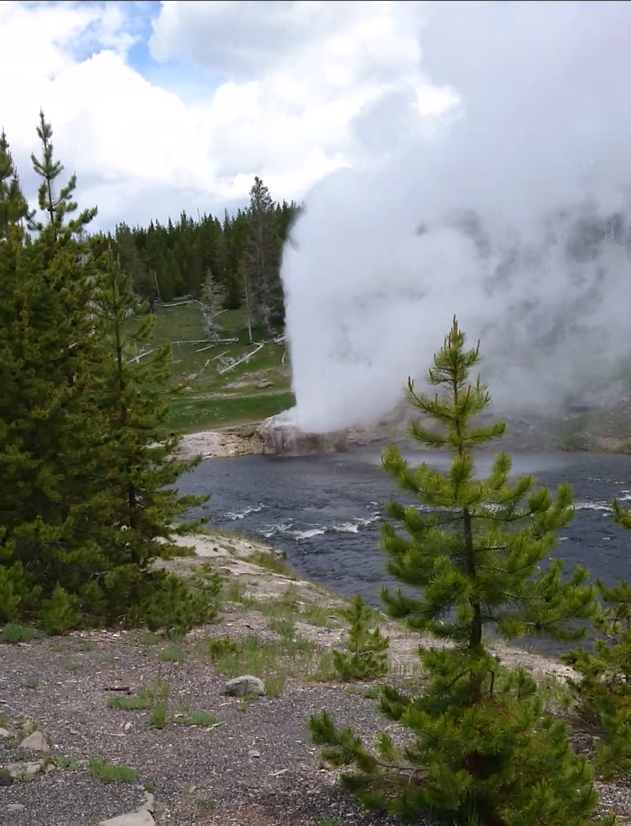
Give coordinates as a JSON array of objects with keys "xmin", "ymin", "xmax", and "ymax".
[
  {"xmin": 139, "ymin": 793, "xmax": 155, "ymax": 813},
  {"xmin": 248, "ymin": 749, "xmax": 261, "ymax": 758},
  {"xmin": 18, "ymin": 730, "xmax": 49, "ymax": 752},
  {"xmin": 98, "ymin": 793, "xmax": 155, "ymax": 826},
  {"xmin": 8, "ymin": 760, "xmax": 43, "ymax": 778},
  {"xmin": 0, "ymin": 727, "xmax": 11, "ymax": 738},
  {"xmin": 7, "ymin": 803, "xmax": 26, "ymax": 812},
  {"xmin": 223, "ymin": 675, "xmax": 266, "ymax": 698},
  {"xmin": 99, "ymin": 812, "xmax": 154, "ymax": 826}
]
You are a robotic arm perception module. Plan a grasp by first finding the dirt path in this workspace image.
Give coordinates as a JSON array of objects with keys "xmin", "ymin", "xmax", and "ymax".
[{"xmin": 1, "ymin": 532, "xmax": 630, "ymax": 825}]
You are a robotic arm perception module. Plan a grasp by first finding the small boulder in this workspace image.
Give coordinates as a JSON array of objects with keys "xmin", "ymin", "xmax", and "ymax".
[
  {"xmin": 223, "ymin": 675, "xmax": 266, "ymax": 698},
  {"xmin": 18, "ymin": 731, "xmax": 49, "ymax": 753},
  {"xmin": 99, "ymin": 812, "xmax": 154, "ymax": 826},
  {"xmin": 0, "ymin": 727, "xmax": 11, "ymax": 738},
  {"xmin": 7, "ymin": 761, "xmax": 43, "ymax": 778}
]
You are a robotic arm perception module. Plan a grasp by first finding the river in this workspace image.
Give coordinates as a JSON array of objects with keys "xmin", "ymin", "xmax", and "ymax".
[{"xmin": 179, "ymin": 448, "xmax": 631, "ymax": 652}]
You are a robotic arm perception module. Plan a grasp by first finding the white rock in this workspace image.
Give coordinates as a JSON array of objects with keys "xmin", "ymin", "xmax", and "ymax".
[
  {"xmin": 0, "ymin": 727, "xmax": 11, "ymax": 738},
  {"xmin": 223, "ymin": 675, "xmax": 266, "ymax": 698},
  {"xmin": 248, "ymin": 749, "xmax": 261, "ymax": 758},
  {"xmin": 7, "ymin": 803, "xmax": 26, "ymax": 812},
  {"xmin": 8, "ymin": 761, "xmax": 42, "ymax": 778},
  {"xmin": 139, "ymin": 793, "xmax": 155, "ymax": 813},
  {"xmin": 99, "ymin": 812, "xmax": 154, "ymax": 826},
  {"xmin": 18, "ymin": 731, "xmax": 49, "ymax": 752}
]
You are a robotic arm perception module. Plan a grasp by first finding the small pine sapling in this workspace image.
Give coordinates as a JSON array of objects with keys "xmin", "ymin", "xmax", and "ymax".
[
  {"xmin": 333, "ymin": 595, "xmax": 389, "ymax": 681},
  {"xmin": 310, "ymin": 318, "xmax": 608, "ymax": 826}
]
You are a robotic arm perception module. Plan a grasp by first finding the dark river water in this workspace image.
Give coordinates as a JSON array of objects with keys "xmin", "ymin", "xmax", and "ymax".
[{"xmin": 178, "ymin": 448, "xmax": 631, "ymax": 653}]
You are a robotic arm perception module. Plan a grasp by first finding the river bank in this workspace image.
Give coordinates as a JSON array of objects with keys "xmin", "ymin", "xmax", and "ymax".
[
  {"xmin": 178, "ymin": 412, "xmax": 631, "ymax": 460},
  {"xmin": 2, "ymin": 530, "xmax": 629, "ymax": 825},
  {"xmin": 177, "ymin": 387, "xmax": 631, "ymax": 460},
  {"xmin": 165, "ymin": 529, "xmax": 578, "ymax": 682}
]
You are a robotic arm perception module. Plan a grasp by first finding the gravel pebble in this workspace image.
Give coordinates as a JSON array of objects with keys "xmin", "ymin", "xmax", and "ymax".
[{"xmin": 0, "ymin": 623, "xmax": 629, "ymax": 826}]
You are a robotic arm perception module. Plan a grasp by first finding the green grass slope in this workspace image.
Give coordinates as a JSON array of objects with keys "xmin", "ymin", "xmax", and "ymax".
[{"xmin": 150, "ymin": 303, "xmax": 295, "ymax": 432}]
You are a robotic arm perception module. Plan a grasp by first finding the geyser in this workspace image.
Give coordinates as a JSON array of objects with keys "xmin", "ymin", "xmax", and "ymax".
[
  {"xmin": 257, "ymin": 411, "xmax": 348, "ymax": 457},
  {"xmin": 280, "ymin": 0, "xmax": 631, "ymax": 435}
]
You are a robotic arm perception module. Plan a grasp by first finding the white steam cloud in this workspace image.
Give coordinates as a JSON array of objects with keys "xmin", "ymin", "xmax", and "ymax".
[{"xmin": 280, "ymin": 0, "xmax": 631, "ymax": 434}]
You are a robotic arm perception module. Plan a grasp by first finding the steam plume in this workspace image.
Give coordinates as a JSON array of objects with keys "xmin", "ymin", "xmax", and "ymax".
[{"xmin": 280, "ymin": 0, "xmax": 631, "ymax": 433}]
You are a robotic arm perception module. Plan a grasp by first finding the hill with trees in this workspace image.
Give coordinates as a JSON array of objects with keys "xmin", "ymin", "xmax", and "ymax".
[{"xmin": 103, "ymin": 177, "xmax": 300, "ymax": 327}]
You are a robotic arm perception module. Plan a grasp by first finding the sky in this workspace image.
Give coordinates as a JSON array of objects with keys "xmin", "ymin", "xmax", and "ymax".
[{"xmin": 0, "ymin": 0, "xmax": 455, "ymax": 230}]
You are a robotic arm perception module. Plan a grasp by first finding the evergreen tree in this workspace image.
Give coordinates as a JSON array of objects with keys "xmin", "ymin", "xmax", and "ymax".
[
  {"xmin": 310, "ymin": 319, "xmax": 606, "ymax": 826},
  {"xmin": 564, "ymin": 576, "xmax": 631, "ymax": 779},
  {"xmin": 0, "ymin": 133, "xmax": 38, "ymax": 618},
  {"xmin": 104, "ymin": 193, "xmax": 300, "ymax": 324},
  {"xmin": 86, "ymin": 249, "xmax": 218, "ymax": 632},
  {"xmin": 0, "ymin": 131, "xmax": 32, "ymax": 236},
  {"xmin": 0, "ymin": 114, "xmax": 217, "ymax": 634},
  {"xmin": 29, "ymin": 110, "xmax": 97, "ymax": 239},
  {"xmin": 333, "ymin": 595, "xmax": 389, "ymax": 681},
  {"xmin": 245, "ymin": 176, "xmax": 282, "ymax": 337},
  {"xmin": 563, "ymin": 499, "xmax": 631, "ymax": 778},
  {"xmin": 114, "ymin": 223, "xmax": 155, "ymax": 309},
  {"xmin": 0, "ymin": 114, "xmax": 105, "ymax": 625}
]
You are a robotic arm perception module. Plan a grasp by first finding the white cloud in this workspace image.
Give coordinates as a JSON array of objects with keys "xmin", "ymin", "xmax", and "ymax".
[{"xmin": 0, "ymin": 1, "xmax": 454, "ymax": 230}]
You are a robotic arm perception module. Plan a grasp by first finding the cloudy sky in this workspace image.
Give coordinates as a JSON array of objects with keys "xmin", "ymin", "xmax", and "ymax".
[{"xmin": 0, "ymin": 0, "xmax": 456, "ymax": 230}]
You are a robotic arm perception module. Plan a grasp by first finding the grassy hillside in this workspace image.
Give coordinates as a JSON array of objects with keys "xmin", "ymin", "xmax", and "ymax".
[{"xmin": 149, "ymin": 303, "xmax": 295, "ymax": 432}]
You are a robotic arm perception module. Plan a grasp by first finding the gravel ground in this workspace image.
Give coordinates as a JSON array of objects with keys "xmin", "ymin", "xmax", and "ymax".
[
  {"xmin": 0, "ymin": 627, "xmax": 435, "ymax": 826},
  {"xmin": 1, "ymin": 605, "xmax": 630, "ymax": 825}
]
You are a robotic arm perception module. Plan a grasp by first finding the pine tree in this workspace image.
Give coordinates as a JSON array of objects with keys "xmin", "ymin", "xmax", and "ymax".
[
  {"xmin": 0, "ymin": 116, "xmax": 110, "ymax": 625},
  {"xmin": 333, "ymin": 595, "xmax": 389, "ymax": 681},
  {"xmin": 77, "ymin": 248, "xmax": 219, "ymax": 632},
  {"xmin": 245, "ymin": 176, "xmax": 282, "ymax": 338},
  {"xmin": 29, "ymin": 110, "xmax": 97, "ymax": 240},
  {"xmin": 563, "ymin": 499, "xmax": 631, "ymax": 778},
  {"xmin": 0, "ymin": 114, "xmax": 217, "ymax": 634},
  {"xmin": 564, "ymin": 577, "xmax": 631, "ymax": 779},
  {"xmin": 0, "ymin": 131, "xmax": 32, "ymax": 237},
  {"xmin": 0, "ymin": 143, "xmax": 37, "ymax": 616},
  {"xmin": 310, "ymin": 318, "xmax": 607, "ymax": 826}
]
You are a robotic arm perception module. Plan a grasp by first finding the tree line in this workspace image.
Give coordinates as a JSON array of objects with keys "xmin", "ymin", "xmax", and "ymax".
[{"xmin": 97, "ymin": 178, "xmax": 301, "ymax": 338}]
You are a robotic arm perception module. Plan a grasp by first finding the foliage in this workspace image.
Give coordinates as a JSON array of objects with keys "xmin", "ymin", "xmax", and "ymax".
[
  {"xmin": 0, "ymin": 113, "xmax": 108, "ymax": 624},
  {"xmin": 332, "ymin": 595, "xmax": 389, "ymax": 681},
  {"xmin": 104, "ymin": 186, "xmax": 300, "ymax": 315},
  {"xmin": 244, "ymin": 175, "xmax": 284, "ymax": 336},
  {"xmin": 0, "ymin": 129, "xmax": 32, "ymax": 234},
  {"xmin": 89, "ymin": 249, "xmax": 208, "ymax": 557},
  {"xmin": 564, "ymin": 501, "xmax": 631, "ymax": 777},
  {"xmin": 310, "ymin": 318, "xmax": 606, "ymax": 826},
  {"xmin": 199, "ymin": 268, "xmax": 226, "ymax": 339},
  {"xmin": 0, "ymin": 114, "xmax": 216, "ymax": 636}
]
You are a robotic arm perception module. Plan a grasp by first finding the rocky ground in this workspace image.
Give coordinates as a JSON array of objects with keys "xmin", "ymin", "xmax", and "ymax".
[
  {"xmin": 1, "ymin": 533, "xmax": 630, "ymax": 826},
  {"xmin": 177, "ymin": 397, "xmax": 631, "ymax": 460}
]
